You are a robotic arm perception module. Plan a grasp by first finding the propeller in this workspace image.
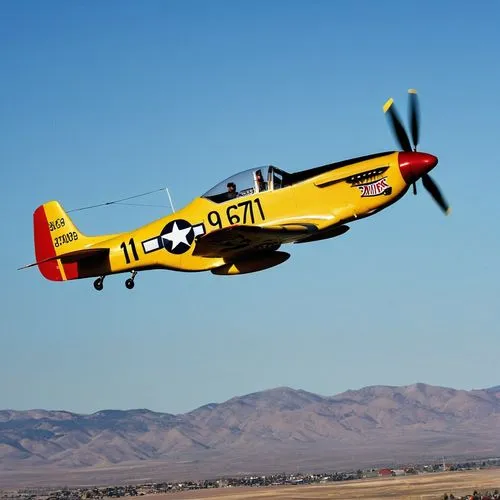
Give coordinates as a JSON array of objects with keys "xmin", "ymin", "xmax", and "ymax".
[
  {"xmin": 383, "ymin": 89, "xmax": 451, "ymax": 215},
  {"xmin": 408, "ymin": 88, "xmax": 420, "ymax": 149}
]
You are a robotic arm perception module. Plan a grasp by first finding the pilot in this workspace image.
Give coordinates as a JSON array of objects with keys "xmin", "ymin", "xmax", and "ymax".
[
  {"xmin": 256, "ymin": 170, "xmax": 266, "ymax": 192},
  {"xmin": 226, "ymin": 182, "xmax": 237, "ymax": 199}
]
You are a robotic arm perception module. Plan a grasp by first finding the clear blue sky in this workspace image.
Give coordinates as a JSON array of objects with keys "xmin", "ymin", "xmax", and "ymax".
[{"xmin": 1, "ymin": 0, "xmax": 499, "ymax": 414}]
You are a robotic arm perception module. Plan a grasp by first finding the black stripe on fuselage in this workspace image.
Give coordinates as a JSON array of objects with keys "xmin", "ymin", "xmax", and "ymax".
[{"xmin": 286, "ymin": 151, "xmax": 395, "ymax": 185}]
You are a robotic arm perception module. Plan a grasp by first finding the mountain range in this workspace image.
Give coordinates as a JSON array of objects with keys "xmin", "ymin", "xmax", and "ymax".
[{"xmin": 1, "ymin": 383, "xmax": 499, "ymax": 488}]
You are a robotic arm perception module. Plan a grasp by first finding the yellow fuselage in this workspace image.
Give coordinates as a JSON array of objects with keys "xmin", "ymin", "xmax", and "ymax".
[{"xmin": 99, "ymin": 151, "xmax": 406, "ymax": 274}]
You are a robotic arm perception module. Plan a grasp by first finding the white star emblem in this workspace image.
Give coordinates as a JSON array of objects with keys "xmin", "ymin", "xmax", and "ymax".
[{"xmin": 161, "ymin": 221, "xmax": 192, "ymax": 250}]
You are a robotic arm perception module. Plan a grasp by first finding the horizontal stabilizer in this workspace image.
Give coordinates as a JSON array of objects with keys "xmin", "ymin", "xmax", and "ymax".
[{"xmin": 18, "ymin": 247, "xmax": 109, "ymax": 270}]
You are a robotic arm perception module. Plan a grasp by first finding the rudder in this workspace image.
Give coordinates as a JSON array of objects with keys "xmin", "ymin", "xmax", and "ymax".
[{"xmin": 34, "ymin": 201, "xmax": 89, "ymax": 281}]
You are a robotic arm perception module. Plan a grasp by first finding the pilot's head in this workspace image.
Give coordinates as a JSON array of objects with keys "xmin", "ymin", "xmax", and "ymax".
[{"xmin": 227, "ymin": 182, "xmax": 236, "ymax": 192}]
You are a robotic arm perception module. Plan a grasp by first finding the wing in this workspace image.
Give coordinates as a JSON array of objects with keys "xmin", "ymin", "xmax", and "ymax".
[{"xmin": 193, "ymin": 223, "xmax": 318, "ymax": 259}]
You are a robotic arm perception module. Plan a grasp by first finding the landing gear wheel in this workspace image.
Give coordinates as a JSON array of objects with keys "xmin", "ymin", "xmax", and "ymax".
[
  {"xmin": 93, "ymin": 277, "xmax": 104, "ymax": 291},
  {"xmin": 124, "ymin": 270, "xmax": 137, "ymax": 290}
]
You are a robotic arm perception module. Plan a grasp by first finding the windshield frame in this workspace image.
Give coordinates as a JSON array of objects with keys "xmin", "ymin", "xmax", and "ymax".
[{"xmin": 202, "ymin": 166, "xmax": 282, "ymax": 203}]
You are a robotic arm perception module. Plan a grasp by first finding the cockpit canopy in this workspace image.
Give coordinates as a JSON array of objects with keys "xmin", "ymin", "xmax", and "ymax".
[{"xmin": 202, "ymin": 165, "xmax": 289, "ymax": 203}]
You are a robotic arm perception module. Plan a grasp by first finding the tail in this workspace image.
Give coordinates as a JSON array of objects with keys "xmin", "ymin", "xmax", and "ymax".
[{"xmin": 28, "ymin": 201, "xmax": 112, "ymax": 281}]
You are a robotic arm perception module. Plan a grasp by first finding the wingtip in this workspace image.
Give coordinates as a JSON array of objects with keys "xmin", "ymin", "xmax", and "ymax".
[
  {"xmin": 445, "ymin": 207, "xmax": 452, "ymax": 216},
  {"xmin": 408, "ymin": 88, "xmax": 417, "ymax": 94},
  {"xmin": 383, "ymin": 98, "xmax": 394, "ymax": 113}
]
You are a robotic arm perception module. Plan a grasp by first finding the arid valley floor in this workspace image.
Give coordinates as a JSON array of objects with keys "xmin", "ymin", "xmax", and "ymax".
[{"xmin": 135, "ymin": 469, "xmax": 499, "ymax": 500}]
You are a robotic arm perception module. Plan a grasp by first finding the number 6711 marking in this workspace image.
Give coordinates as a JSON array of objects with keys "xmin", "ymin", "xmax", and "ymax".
[{"xmin": 227, "ymin": 199, "xmax": 265, "ymax": 225}]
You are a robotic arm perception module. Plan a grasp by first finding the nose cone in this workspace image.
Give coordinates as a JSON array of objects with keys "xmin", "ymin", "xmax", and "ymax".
[{"xmin": 399, "ymin": 152, "xmax": 438, "ymax": 184}]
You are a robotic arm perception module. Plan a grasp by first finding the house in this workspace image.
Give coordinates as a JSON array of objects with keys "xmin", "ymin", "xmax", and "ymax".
[
  {"xmin": 378, "ymin": 468, "xmax": 393, "ymax": 476},
  {"xmin": 392, "ymin": 469, "xmax": 406, "ymax": 476}
]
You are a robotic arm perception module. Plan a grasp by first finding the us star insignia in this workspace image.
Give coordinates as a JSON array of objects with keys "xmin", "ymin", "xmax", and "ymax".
[{"xmin": 141, "ymin": 219, "xmax": 205, "ymax": 255}]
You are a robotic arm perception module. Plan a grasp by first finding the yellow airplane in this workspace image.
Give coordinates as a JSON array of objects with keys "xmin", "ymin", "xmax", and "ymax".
[{"xmin": 21, "ymin": 90, "xmax": 450, "ymax": 291}]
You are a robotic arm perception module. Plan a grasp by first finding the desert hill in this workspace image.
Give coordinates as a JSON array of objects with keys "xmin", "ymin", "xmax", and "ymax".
[{"xmin": 1, "ymin": 383, "xmax": 499, "ymax": 487}]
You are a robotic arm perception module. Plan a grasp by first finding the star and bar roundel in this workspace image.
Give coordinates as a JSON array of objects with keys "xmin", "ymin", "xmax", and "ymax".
[{"xmin": 141, "ymin": 219, "xmax": 205, "ymax": 255}]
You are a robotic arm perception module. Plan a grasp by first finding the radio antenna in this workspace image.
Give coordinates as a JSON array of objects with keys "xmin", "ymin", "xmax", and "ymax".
[
  {"xmin": 67, "ymin": 187, "xmax": 167, "ymax": 213},
  {"xmin": 165, "ymin": 187, "xmax": 175, "ymax": 212}
]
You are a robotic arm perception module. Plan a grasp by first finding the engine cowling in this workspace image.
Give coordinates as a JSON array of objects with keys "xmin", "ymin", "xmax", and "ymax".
[{"xmin": 211, "ymin": 251, "xmax": 290, "ymax": 275}]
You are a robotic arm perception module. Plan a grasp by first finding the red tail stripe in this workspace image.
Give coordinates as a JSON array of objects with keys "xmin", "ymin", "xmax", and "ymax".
[
  {"xmin": 33, "ymin": 206, "xmax": 63, "ymax": 281},
  {"xmin": 63, "ymin": 262, "xmax": 79, "ymax": 280}
]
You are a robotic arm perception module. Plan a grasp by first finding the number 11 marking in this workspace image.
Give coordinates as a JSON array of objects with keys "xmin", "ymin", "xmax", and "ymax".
[{"xmin": 120, "ymin": 238, "xmax": 139, "ymax": 264}]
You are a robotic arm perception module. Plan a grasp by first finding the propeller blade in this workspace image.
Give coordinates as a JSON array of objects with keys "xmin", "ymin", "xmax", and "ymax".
[
  {"xmin": 408, "ymin": 89, "xmax": 420, "ymax": 150},
  {"xmin": 421, "ymin": 173, "xmax": 451, "ymax": 215},
  {"xmin": 383, "ymin": 98, "xmax": 412, "ymax": 152}
]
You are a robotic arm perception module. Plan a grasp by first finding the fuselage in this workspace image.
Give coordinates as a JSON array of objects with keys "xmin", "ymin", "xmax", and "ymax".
[{"xmin": 96, "ymin": 151, "xmax": 411, "ymax": 275}]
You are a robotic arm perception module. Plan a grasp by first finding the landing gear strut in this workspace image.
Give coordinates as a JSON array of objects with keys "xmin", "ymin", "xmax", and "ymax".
[
  {"xmin": 125, "ymin": 270, "xmax": 137, "ymax": 290},
  {"xmin": 93, "ymin": 276, "xmax": 105, "ymax": 291}
]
